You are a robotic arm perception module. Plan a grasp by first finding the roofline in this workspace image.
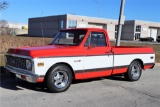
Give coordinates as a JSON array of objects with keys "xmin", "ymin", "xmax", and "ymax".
[
  {"xmin": 125, "ymin": 20, "xmax": 160, "ymax": 23},
  {"xmin": 60, "ymin": 28, "xmax": 106, "ymax": 31},
  {"xmin": 28, "ymin": 14, "xmax": 160, "ymax": 24},
  {"xmin": 66, "ymin": 14, "xmax": 118, "ymax": 21}
]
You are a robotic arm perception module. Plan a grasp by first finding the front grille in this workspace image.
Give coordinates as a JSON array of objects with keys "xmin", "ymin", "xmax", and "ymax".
[{"xmin": 6, "ymin": 55, "xmax": 28, "ymax": 70}]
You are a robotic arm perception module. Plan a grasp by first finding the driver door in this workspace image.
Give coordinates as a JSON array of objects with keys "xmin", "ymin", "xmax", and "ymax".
[{"xmin": 82, "ymin": 31, "xmax": 113, "ymax": 79}]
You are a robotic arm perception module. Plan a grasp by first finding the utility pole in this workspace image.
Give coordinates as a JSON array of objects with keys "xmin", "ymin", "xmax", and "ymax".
[{"xmin": 116, "ymin": 0, "xmax": 125, "ymax": 46}]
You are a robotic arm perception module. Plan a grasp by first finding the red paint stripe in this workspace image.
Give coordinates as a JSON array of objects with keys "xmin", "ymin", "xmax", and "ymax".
[
  {"xmin": 112, "ymin": 68, "xmax": 128, "ymax": 74},
  {"xmin": 75, "ymin": 74, "xmax": 83, "ymax": 79},
  {"xmin": 75, "ymin": 70, "xmax": 112, "ymax": 79},
  {"xmin": 37, "ymin": 77, "xmax": 44, "ymax": 82},
  {"xmin": 83, "ymin": 70, "xmax": 112, "ymax": 79},
  {"xmin": 75, "ymin": 67, "xmax": 128, "ymax": 80},
  {"xmin": 143, "ymin": 65, "xmax": 154, "ymax": 70}
]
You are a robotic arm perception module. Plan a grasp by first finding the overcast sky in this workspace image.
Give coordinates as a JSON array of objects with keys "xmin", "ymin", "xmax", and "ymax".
[{"xmin": 1, "ymin": 0, "xmax": 160, "ymax": 24}]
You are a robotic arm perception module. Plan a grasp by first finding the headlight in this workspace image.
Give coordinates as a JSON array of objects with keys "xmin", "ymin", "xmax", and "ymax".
[{"xmin": 26, "ymin": 59, "xmax": 32, "ymax": 70}]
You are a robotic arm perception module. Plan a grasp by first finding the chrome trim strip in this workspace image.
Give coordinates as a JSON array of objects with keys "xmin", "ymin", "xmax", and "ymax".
[
  {"xmin": 5, "ymin": 53, "xmax": 33, "ymax": 59},
  {"xmin": 6, "ymin": 65, "xmax": 32, "ymax": 74},
  {"xmin": 34, "ymin": 53, "xmax": 154, "ymax": 59},
  {"xmin": 4, "ymin": 66, "xmax": 38, "ymax": 83}
]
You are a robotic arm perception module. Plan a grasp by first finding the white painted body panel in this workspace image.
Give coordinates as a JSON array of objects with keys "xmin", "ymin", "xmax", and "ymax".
[
  {"xmin": 33, "ymin": 53, "xmax": 155, "ymax": 76},
  {"xmin": 84, "ymin": 55, "xmax": 113, "ymax": 69},
  {"xmin": 114, "ymin": 54, "xmax": 155, "ymax": 67},
  {"xmin": 33, "ymin": 57, "xmax": 84, "ymax": 75}
]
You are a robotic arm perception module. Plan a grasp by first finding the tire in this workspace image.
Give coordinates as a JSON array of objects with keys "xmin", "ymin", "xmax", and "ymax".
[
  {"xmin": 124, "ymin": 60, "xmax": 142, "ymax": 81},
  {"xmin": 9, "ymin": 72, "xmax": 16, "ymax": 79},
  {"xmin": 46, "ymin": 64, "xmax": 72, "ymax": 93}
]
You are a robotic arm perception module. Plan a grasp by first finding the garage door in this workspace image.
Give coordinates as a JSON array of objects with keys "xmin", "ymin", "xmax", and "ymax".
[{"xmin": 148, "ymin": 28, "xmax": 157, "ymax": 41}]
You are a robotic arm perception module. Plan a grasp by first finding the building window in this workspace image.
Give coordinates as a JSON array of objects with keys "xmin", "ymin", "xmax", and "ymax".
[
  {"xmin": 115, "ymin": 25, "xmax": 118, "ymax": 31},
  {"xmin": 68, "ymin": 20, "xmax": 77, "ymax": 28},
  {"xmin": 61, "ymin": 20, "xmax": 64, "ymax": 29},
  {"xmin": 135, "ymin": 25, "xmax": 141, "ymax": 32},
  {"xmin": 135, "ymin": 33, "xmax": 141, "ymax": 40},
  {"xmin": 115, "ymin": 32, "xmax": 117, "ymax": 39},
  {"xmin": 115, "ymin": 25, "xmax": 118, "ymax": 38}
]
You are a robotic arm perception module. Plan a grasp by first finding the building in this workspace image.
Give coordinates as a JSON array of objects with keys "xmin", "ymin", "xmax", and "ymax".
[
  {"xmin": 121, "ymin": 20, "xmax": 160, "ymax": 41},
  {"xmin": 28, "ymin": 14, "xmax": 118, "ymax": 40},
  {"xmin": 28, "ymin": 14, "xmax": 160, "ymax": 41},
  {"xmin": 8, "ymin": 23, "xmax": 28, "ymax": 29}
]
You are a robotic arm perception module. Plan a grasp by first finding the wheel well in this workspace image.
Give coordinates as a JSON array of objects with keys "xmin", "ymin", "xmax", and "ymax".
[
  {"xmin": 131, "ymin": 59, "xmax": 144, "ymax": 69},
  {"xmin": 44, "ymin": 62, "xmax": 75, "ymax": 81}
]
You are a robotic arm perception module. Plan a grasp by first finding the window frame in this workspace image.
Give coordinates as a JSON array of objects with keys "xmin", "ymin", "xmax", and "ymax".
[{"xmin": 84, "ymin": 31, "xmax": 107, "ymax": 47}]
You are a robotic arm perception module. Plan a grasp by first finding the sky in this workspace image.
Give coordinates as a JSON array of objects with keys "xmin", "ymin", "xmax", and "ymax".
[{"xmin": 0, "ymin": 0, "xmax": 160, "ymax": 24}]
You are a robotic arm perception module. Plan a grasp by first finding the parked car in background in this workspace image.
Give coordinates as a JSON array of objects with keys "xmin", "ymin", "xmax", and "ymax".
[
  {"xmin": 139, "ymin": 37, "xmax": 154, "ymax": 42},
  {"xmin": 156, "ymin": 36, "xmax": 160, "ymax": 42}
]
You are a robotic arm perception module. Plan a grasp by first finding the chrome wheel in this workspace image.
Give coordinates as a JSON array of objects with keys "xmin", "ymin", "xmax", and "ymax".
[
  {"xmin": 52, "ymin": 70, "xmax": 69, "ymax": 89},
  {"xmin": 131, "ymin": 63, "xmax": 141, "ymax": 80},
  {"xmin": 46, "ymin": 64, "xmax": 72, "ymax": 93},
  {"xmin": 124, "ymin": 60, "xmax": 142, "ymax": 81}
]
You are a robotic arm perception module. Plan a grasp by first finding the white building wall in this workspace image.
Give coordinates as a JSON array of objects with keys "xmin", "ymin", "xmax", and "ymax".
[
  {"xmin": 107, "ymin": 24, "xmax": 115, "ymax": 40},
  {"xmin": 67, "ymin": 14, "xmax": 118, "ymax": 40},
  {"xmin": 141, "ymin": 25, "xmax": 149, "ymax": 38},
  {"xmin": 122, "ymin": 20, "xmax": 160, "ymax": 41},
  {"xmin": 8, "ymin": 23, "xmax": 27, "ymax": 29}
]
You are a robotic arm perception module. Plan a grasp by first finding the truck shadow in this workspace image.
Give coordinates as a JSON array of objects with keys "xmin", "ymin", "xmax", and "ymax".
[
  {"xmin": 0, "ymin": 71, "xmax": 127, "ymax": 93},
  {"xmin": 73, "ymin": 75, "xmax": 127, "ymax": 84},
  {"xmin": 0, "ymin": 72, "xmax": 48, "ymax": 92}
]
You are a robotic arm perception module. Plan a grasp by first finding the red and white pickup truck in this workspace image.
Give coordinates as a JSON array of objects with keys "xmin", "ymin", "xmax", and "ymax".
[{"xmin": 5, "ymin": 28, "xmax": 155, "ymax": 93}]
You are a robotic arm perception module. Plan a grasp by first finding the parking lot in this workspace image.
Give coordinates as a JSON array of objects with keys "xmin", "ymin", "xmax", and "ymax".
[{"xmin": 0, "ymin": 64, "xmax": 160, "ymax": 107}]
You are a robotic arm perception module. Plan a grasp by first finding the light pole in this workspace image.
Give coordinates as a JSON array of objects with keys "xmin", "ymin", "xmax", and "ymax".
[{"xmin": 115, "ymin": 0, "xmax": 125, "ymax": 46}]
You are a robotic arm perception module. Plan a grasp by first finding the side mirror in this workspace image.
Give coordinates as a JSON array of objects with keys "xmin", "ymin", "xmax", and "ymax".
[
  {"xmin": 87, "ymin": 44, "xmax": 96, "ymax": 50},
  {"xmin": 90, "ymin": 44, "xmax": 96, "ymax": 48}
]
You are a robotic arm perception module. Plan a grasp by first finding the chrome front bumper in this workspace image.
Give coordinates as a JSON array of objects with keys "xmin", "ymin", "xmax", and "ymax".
[{"xmin": 5, "ymin": 66, "xmax": 39, "ymax": 83}]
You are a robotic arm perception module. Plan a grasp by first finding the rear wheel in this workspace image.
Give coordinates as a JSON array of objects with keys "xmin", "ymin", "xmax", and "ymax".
[
  {"xmin": 46, "ymin": 64, "xmax": 72, "ymax": 93},
  {"xmin": 124, "ymin": 60, "xmax": 142, "ymax": 81}
]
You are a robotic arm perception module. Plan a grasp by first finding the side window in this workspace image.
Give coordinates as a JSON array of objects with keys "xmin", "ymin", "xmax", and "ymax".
[{"xmin": 85, "ymin": 32, "xmax": 107, "ymax": 47}]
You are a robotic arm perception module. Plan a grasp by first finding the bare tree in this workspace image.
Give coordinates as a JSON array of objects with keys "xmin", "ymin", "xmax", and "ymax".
[
  {"xmin": 0, "ymin": 20, "xmax": 8, "ymax": 28},
  {"xmin": 0, "ymin": 1, "xmax": 8, "ymax": 10}
]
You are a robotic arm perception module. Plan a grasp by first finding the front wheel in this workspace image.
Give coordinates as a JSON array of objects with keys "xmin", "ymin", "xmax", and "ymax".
[
  {"xmin": 124, "ymin": 60, "xmax": 142, "ymax": 81},
  {"xmin": 46, "ymin": 64, "xmax": 72, "ymax": 93}
]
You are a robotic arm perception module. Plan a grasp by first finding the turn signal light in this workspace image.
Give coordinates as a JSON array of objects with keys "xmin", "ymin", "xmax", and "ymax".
[{"xmin": 38, "ymin": 62, "xmax": 44, "ymax": 67}]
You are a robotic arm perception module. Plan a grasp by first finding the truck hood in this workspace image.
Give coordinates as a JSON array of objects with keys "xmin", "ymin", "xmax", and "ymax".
[{"xmin": 7, "ymin": 45, "xmax": 80, "ymax": 58}]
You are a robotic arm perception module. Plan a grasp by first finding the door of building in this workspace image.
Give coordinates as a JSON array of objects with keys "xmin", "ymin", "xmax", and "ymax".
[{"xmin": 148, "ymin": 28, "xmax": 157, "ymax": 41}]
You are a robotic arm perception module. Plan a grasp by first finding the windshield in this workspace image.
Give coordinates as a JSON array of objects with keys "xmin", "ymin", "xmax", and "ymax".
[{"xmin": 51, "ymin": 30, "xmax": 87, "ymax": 46}]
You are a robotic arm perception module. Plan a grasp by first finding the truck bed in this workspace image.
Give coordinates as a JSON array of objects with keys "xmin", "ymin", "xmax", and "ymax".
[{"xmin": 112, "ymin": 46, "xmax": 154, "ymax": 54}]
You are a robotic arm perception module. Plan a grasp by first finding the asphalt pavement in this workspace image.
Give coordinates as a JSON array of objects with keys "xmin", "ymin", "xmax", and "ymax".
[{"xmin": 0, "ymin": 64, "xmax": 160, "ymax": 107}]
